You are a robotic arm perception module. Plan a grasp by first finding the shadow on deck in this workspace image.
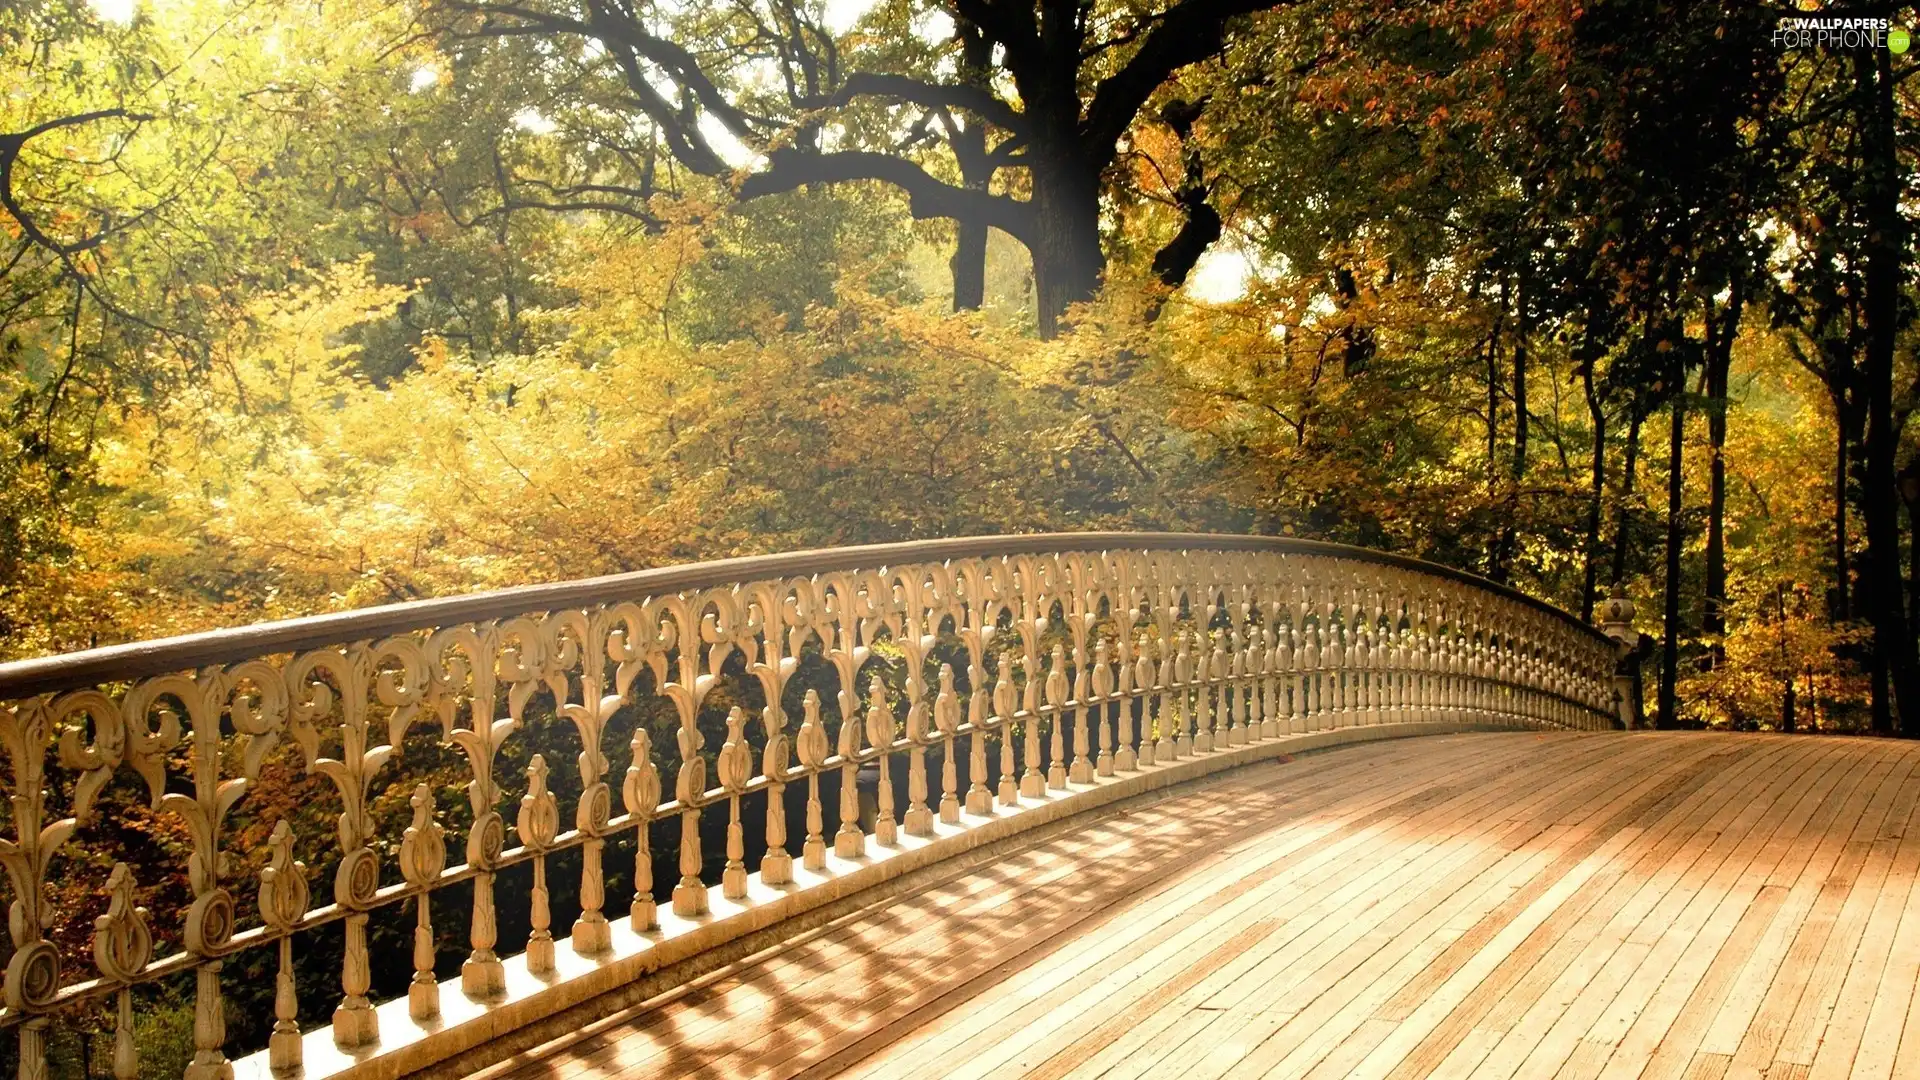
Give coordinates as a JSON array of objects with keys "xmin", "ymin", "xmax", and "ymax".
[{"xmin": 478, "ymin": 731, "xmax": 1920, "ymax": 1080}]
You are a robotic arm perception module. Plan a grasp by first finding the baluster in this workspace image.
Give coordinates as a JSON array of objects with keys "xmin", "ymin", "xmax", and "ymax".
[
  {"xmin": 747, "ymin": 583, "xmax": 796, "ymax": 886},
  {"xmin": 995, "ymin": 654, "xmax": 1021, "ymax": 806},
  {"xmin": 257, "ymin": 824, "xmax": 308, "ymax": 1073},
  {"xmin": 1290, "ymin": 621, "xmax": 1308, "ymax": 733},
  {"xmin": 520, "ymin": 755, "xmax": 560, "ymax": 974},
  {"xmin": 905, "ymin": 667, "xmax": 935, "ymax": 837},
  {"xmin": 761, "ymin": 700, "xmax": 794, "ymax": 886},
  {"xmin": 1021, "ymin": 649, "xmax": 1046, "ymax": 798},
  {"xmin": 674, "ymin": 722, "xmax": 709, "ymax": 914},
  {"xmin": 664, "ymin": 592, "xmax": 734, "ymax": 918},
  {"xmin": 173, "ymin": 676, "xmax": 245, "ymax": 1080},
  {"xmin": 796, "ymin": 690, "xmax": 831, "ymax": 870},
  {"xmin": 1113, "ymin": 628, "xmax": 1138, "ymax": 772},
  {"xmin": 549, "ymin": 611, "xmax": 615, "ymax": 958},
  {"xmin": 1111, "ymin": 580, "xmax": 1141, "ymax": 772},
  {"xmin": 1046, "ymin": 644, "xmax": 1070, "ymax": 789},
  {"xmin": 1260, "ymin": 623, "xmax": 1279, "ymax": 739},
  {"xmin": 1134, "ymin": 642, "xmax": 1156, "ymax": 767},
  {"xmin": 966, "ymin": 658, "xmax": 994, "ymax": 815},
  {"xmin": 431, "ymin": 627, "xmax": 515, "ymax": 1000},
  {"xmin": 623, "ymin": 729, "xmax": 662, "ymax": 930},
  {"xmin": 1227, "ymin": 625, "xmax": 1247, "ymax": 746},
  {"xmin": 936, "ymin": 664, "xmax": 963, "ymax": 824},
  {"xmin": 1172, "ymin": 630, "xmax": 1193, "ymax": 756},
  {"xmin": 1330, "ymin": 616, "xmax": 1349, "ymax": 727},
  {"xmin": 718, "ymin": 708, "xmax": 752, "ymax": 899},
  {"xmin": 1309, "ymin": 620, "xmax": 1328, "ymax": 727},
  {"xmin": 1094, "ymin": 640, "xmax": 1116, "ymax": 775},
  {"xmin": 2, "ymin": 700, "xmax": 70, "ymax": 1080},
  {"xmin": 837, "ymin": 678, "xmax": 867, "ymax": 857},
  {"xmin": 1353, "ymin": 621, "xmax": 1372, "ymax": 726},
  {"xmin": 867, "ymin": 676, "xmax": 899, "ymax": 845},
  {"xmin": 1069, "ymin": 636, "xmax": 1093, "ymax": 784},
  {"xmin": 91, "ymin": 860, "xmax": 151, "ymax": 1076},
  {"xmin": 1194, "ymin": 629, "xmax": 1215, "ymax": 752},
  {"xmin": 400, "ymin": 784, "xmax": 445, "ymax": 1021}
]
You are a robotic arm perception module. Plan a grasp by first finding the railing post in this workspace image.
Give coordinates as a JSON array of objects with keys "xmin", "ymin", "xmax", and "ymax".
[{"xmin": 1598, "ymin": 591, "xmax": 1646, "ymax": 730}]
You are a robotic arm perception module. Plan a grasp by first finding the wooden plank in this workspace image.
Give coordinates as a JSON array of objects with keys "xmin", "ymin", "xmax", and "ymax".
[
  {"xmin": 502, "ymin": 732, "xmax": 1920, "ymax": 1080},
  {"xmin": 529, "ymin": 740, "xmax": 1448, "ymax": 1080},
  {"xmin": 1342, "ymin": 743, "xmax": 1765, "ymax": 1080},
  {"xmin": 1274, "ymin": 737, "xmax": 1797, "ymax": 1080},
  {"xmin": 1829, "ymin": 754, "xmax": 1920, "ymax": 1080},
  {"xmin": 1632, "ymin": 742, "xmax": 1900, "ymax": 1080},
  {"xmin": 835, "ymin": 735, "xmax": 1640, "ymax": 1080},
  {"xmin": 1485, "ymin": 737, "xmax": 1834, "ymax": 1080},
  {"xmin": 1703, "ymin": 747, "xmax": 1920, "ymax": 1071},
  {"xmin": 873, "ymin": 736, "xmax": 1638, "ymax": 1080},
  {"xmin": 1587, "ymin": 740, "xmax": 1871, "ymax": 1080},
  {"xmin": 1745, "ymin": 755, "xmax": 1920, "ymax": 1074},
  {"xmin": 1055, "ymin": 742, "xmax": 1649, "ymax": 1080}
]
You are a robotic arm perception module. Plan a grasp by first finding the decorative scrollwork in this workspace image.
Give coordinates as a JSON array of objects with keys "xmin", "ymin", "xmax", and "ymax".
[
  {"xmin": 259, "ymin": 823, "xmax": 311, "ymax": 931},
  {"xmin": 93, "ymin": 864, "xmax": 153, "ymax": 984},
  {"xmin": 4, "ymin": 941, "xmax": 60, "ymax": 1010}
]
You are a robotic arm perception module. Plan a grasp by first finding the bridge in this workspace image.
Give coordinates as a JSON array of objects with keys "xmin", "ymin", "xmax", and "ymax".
[{"xmin": 0, "ymin": 533, "xmax": 1903, "ymax": 1080}]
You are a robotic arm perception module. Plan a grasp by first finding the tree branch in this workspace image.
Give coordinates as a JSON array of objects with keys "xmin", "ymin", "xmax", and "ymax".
[
  {"xmin": 826, "ymin": 72, "xmax": 1030, "ymax": 137},
  {"xmin": 0, "ymin": 108, "xmax": 157, "ymax": 257},
  {"xmin": 1079, "ymin": 0, "xmax": 1281, "ymax": 160},
  {"xmin": 739, "ymin": 148, "xmax": 1035, "ymax": 241}
]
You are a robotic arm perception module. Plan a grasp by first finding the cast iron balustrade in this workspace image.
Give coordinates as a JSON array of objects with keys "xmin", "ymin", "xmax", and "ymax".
[{"xmin": 0, "ymin": 533, "xmax": 1622, "ymax": 1080}]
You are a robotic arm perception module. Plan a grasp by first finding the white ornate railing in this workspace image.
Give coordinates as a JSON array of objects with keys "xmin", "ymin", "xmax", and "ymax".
[{"xmin": 0, "ymin": 533, "xmax": 1620, "ymax": 1080}]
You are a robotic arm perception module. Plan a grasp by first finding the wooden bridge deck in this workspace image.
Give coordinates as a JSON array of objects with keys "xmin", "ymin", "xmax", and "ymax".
[{"xmin": 492, "ymin": 731, "xmax": 1920, "ymax": 1080}]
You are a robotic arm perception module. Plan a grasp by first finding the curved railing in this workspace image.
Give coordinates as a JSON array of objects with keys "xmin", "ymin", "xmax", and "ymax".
[{"xmin": 0, "ymin": 533, "xmax": 1620, "ymax": 1080}]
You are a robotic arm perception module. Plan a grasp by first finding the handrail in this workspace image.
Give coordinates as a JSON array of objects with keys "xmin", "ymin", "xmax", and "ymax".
[
  {"xmin": 0, "ymin": 533, "xmax": 1622, "ymax": 1080},
  {"xmin": 0, "ymin": 532, "xmax": 1611, "ymax": 699}
]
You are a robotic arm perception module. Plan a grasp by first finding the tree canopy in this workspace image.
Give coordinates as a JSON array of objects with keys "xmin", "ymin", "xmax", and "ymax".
[{"xmin": 2, "ymin": 0, "xmax": 1917, "ymax": 741}]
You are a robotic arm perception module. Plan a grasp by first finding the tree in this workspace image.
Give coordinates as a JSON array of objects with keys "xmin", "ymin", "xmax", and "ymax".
[{"xmin": 433, "ymin": 0, "xmax": 1285, "ymax": 335}]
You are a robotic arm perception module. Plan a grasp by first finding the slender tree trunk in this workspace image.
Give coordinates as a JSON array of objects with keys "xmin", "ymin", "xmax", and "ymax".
[
  {"xmin": 1581, "ymin": 358, "xmax": 1607, "ymax": 622},
  {"xmin": 1485, "ymin": 305, "xmax": 1503, "ymax": 479},
  {"xmin": 1778, "ymin": 584, "xmax": 1797, "ymax": 733},
  {"xmin": 1702, "ymin": 285, "xmax": 1743, "ymax": 651},
  {"xmin": 1512, "ymin": 291, "xmax": 1530, "ymax": 485},
  {"xmin": 1490, "ymin": 281, "xmax": 1530, "ymax": 585},
  {"xmin": 1659, "ymin": 382, "xmax": 1686, "ymax": 729},
  {"xmin": 1833, "ymin": 400, "xmax": 1852, "ymax": 622},
  {"xmin": 1855, "ymin": 45, "xmax": 1916, "ymax": 735},
  {"xmin": 1612, "ymin": 409, "xmax": 1644, "ymax": 589}
]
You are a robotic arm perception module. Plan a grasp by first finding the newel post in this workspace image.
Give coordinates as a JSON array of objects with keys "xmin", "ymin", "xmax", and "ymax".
[{"xmin": 1597, "ymin": 591, "xmax": 1646, "ymax": 730}]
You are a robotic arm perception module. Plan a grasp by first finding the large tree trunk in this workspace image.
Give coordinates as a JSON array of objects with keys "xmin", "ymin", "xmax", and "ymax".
[
  {"xmin": 1658, "ymin": 382, "xmax": 1686, "ymax": 729},
  {"xmin": 1855, "ymin": 45, "xmax": 1917, "ymax": 736},
  {"xmin": 950, "ymin": 24, "xmax": 994, "ymax": 312},
  {"xmin": 1029, "ymin": 154, "xmax": 1104, "ymax": 338},
  {"xmin": 952, "ymin": 220, "xmax": 988, "ymax": 311}
]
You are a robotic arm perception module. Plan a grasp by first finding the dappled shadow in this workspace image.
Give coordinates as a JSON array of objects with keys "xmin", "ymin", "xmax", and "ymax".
[{"xmin": 495, "ymin": 732, "xmax": 1566, "ymax": 1080}]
